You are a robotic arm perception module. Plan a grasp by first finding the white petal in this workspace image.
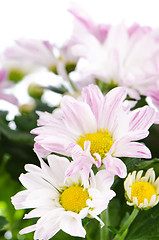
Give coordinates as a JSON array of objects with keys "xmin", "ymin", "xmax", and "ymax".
[
  {"xmin": 149, "ymin": 194, "xmax": 157, "ymax": 206},
  {"xmin": 61, "ymin": 95, "xmax": 97, "ymax": 135},
  {"xmin": 143, "ymin": 198, "xmax": 149, "ymax": 208},
  {"xmin": 98, "ymin": 87, "xmax": 127, "ymax": 132},
  {"xmin": 93, "ymin": 169, "xmax": 114, "ymax": 192},
  {"xmin": 129, "ymin": 106, "xmax": 155, "ymax": 132},
  {"xmin": 19, "ymin": 224, "xmax": 36, "ymax": 235},
  {"xmin": 19, "ymin": 173, "xmax": 52, "ymax": 190},
  {"xmin": 11, "ymin": 190, "xmax": 30, "ymax": 209},
  {"xmin": 60, "ymin": 214, "xmax": 86, "ymax": 237},
  {"xmin": 133, "ymin": 197, "xmax": 138, "ymax": 206},
  {"xmin": 136, "ymin": 170, "xmax": 143, "ymax": 181},
  {"xmin": 47, "ymin": 155, "xmax": 70, "ymax": 186},
  {"xmin": 103, "ymin": 154, "xmax": 127, "ymax": 178},
  {"xmin": 145, "ymin": 168, "xmax": 155, "ymax": 183},
  {"xmin": 115, "ymin": 141, "xmax": 151, "ymax": 159},
  {"xmin": 82, "ymin": 84, "xmax": 104, "ymax": 121},
  {"xmin": 34, "ymin": 209, "xmax": 63, "ymax": 240}
]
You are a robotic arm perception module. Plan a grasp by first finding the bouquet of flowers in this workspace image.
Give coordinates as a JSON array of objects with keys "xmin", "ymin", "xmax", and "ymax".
[{"xmin": 1, "ymin": 4, "xmax": 159, "ymax": 240}]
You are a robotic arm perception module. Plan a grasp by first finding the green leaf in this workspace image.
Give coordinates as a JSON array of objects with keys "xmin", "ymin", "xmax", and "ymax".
[
  {"xmin": 85, "ymin": 219, "xmax": 100, "ymax": 240},
  {"xmin": 35, "ymin": 100, "xmax": 56, "ymax": 113},
  {"xmin": 131, "ymin": 95, "xmax": 147, "ymax": 109},
  {"xmin": 0, "ymin": 118, "xmax": 34, "ymax": 144},
  {"xmin": 107, "ymin": 226, "xmax": 119, "ymax": 234},
  {"xmin": 95, "ymin": 79, "xmax": 118, "ymax": 94},
  {"xmin": 143, "ymin": 124, "xmax": 159, "ymax": 158},
  {"xmin": 43, "ymin": 85, "xmax": 68, "ymax": 94},
  {"xmin": 0, "ymin": 111, "xmax": 8, "ymax": 121},
  {"xmin": 14, "ymin": 113, "xmax": 38, "ymax": 132},
  {"xmin": 51, "ymin": 230, "xmax": 84, "ymax": 240},
  {"xmin": 65, "ymin": 63, "xmax": 76, "ymax": 74},
  {"xmin": 109, "ymin": 198, "xmax": 121, "ymax": 228},
  {"xmin": 119, "ymin": 212, "xmax": 130, "ymax": 229},
  {"xmin": 123, "ymin": 157, "xmax": 159, "ymax": 174},
  {"xmin": 0, "ymin": 216, "xmax": 8, "ymax": 229},
  {"xmin": 1, "ymin": 137, "xmax": 39, "ymax": 179},
  {"xmin": 126, "ymin": 205, "xmax": 159, "ymax": 240}
]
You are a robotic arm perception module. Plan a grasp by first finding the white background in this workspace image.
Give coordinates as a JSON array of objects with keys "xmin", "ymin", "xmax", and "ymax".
[
  {"xmin": 1, "ymin": 0, "xmax": 159, "ymax": 118},
  {"xmin": 1, "ymin": 0, "xmax": 159, "ymax": 49}
]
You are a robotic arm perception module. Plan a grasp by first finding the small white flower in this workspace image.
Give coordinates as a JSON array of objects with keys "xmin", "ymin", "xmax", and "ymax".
[
  {"xmin": 124, "ymin": 168, "xmax": 159, "ymax": 209},
  {"xmin": 11, "ymin": 155, "xmax": 115, "ymax": 239}
]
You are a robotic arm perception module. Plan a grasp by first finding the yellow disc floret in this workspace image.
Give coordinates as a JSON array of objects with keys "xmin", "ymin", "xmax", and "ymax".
[
  {"xmin": 130, "ymin": 181, "xmax": 157, "ymax": 205},
  {"xmin": 77, "ymin": 129, "xmax": 113, "ymax": 159},
  {"xmin": 59, "ymin": 185, "xmax": 90, "ymax": 213}
]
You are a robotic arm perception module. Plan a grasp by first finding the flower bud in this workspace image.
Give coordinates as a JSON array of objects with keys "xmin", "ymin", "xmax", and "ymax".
[
  {"xmin": 8, "ymin": 69, "xmax": 26, "ymax": 83},
  {"xmin": 19, "ymin": 104, "xmax": 35, "ymax": 114},
  {"xmin": 28, "ymin": 83, "xmax": 44, "ymax": 99}
]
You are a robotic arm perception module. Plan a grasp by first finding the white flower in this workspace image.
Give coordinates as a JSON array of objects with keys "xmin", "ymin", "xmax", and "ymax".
[
  {"xmin": 124, "ymin": 168, "xmax": 159, "ymax": 209},
  {"xmin": 11, "ymin": 155, "xmax": 115, "ymax": 239}
]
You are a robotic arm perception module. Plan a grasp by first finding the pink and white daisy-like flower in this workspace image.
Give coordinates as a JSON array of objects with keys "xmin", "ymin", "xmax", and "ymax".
[
  {"xmin": 31, "ymin": 84, "xmax": 155, "ymax": 179},
  {"xmin": 69, "ymin": 8, "xmax": 159, "ymax": 98},
  {"xmin": 3, "ymin": 38, "xmax": 79, "ymax": 82},
  {"xmin": 0, "ymin": 68, "xmax": 18, "ymax": 105},
  {"xmin": 11, "ymin": 155, "xmax": 115, "ymax": 239},
  {"xmin": 4, "ymin": 38, "xmax": 58, "ymax": 73}
]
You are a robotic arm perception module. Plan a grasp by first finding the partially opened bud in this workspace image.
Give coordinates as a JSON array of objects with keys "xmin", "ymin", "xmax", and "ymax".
[{"xmin": 124, "ymin": 168, "xmax": 159, "ymax": 209}]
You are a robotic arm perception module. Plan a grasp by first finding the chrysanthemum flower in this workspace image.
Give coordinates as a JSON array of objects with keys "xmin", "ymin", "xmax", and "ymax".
[
  {"xmin": 31, "ymin": 84, "xmax": 155, "ymax": 179},
  {"xmin": 69, "ymin": 7, "xmax": 159, "ymax": 99},
  {"xmin": 69, "ymin": 3, "xmax": 110, "ymax": 44},
  {"xmin": 11, "ymin": 155, "xmax": 115, "ymax": 239},
  {"xmin": 4, "ymin": 38, "xmax": 58, "ymax": 73},
  {"xmin": 124, "ymin": 168, "xmax": 159, "ymax": 209},
  {"xmin": 3, "ymin": 38, "xmax": 78, "ymax": 82}
]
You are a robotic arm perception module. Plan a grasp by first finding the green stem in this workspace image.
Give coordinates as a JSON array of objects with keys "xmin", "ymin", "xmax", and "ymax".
[
  {"xmin": 68, "ymin": 78, "xmax": 78, "ymax": 92},
  {"xmin": 100, "ymin": 208, "xmax": 110, "ymax": 240},
  {"xmin": 113, "ymin": 208, "xmax": 139, "ymax": 240}
]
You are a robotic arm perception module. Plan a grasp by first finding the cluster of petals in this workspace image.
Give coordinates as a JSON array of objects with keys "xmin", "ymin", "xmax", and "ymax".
[
  {"xmin": 69, "ymin": 3, "xmax": 110, "ymax": 44},
  {"xmin": 124, "ymin": 168, "xmax": 159, "ymax": 209},
  {"xmin": 11, "ymin": 155, "xmax": 115, "ymax": 239},
  {"xmin": 4, "ymin": 39, "xmax": 57, "ymax": 69},
  {"xmin": 31, "ymin": 84, "xmax": 155, "ymax": 179},
  {"xmin": 69, "ymin": 6, "xmax": 159, "ymax": 100},
  {"xmin": 3, "ymin": 38, "xmax": 77, "ymax": 81},
  {"xmin": 0, "ymin": 68, "xmax": 18, "ymax": 105}
]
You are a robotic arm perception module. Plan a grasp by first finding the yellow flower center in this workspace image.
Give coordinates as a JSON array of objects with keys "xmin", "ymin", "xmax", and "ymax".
[
  {"xmin": 59, "ymin": 185, "xmax": 89, "ymax": 213},
  {"xmin": 77, "ymin": 129, "xmax": 113, "ymax": 159},
  {"xmin": 131, "ymin": 181, "xmax": 157, "ymax": 205}
]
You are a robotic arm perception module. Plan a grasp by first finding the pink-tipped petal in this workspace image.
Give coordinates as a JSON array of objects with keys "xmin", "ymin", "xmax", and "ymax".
[
  {"xmin": 61, "ymin": 95, "xmax": 97, "ymax": 134},
  {"xmin": 129, "ymin": 106, "xmax": 155, "ymax": 131},
  {"xmin": 82, "ymin": 84, "xmax": 104, "ymax": 121},
  {"xmin": 103, "ymin": 154, "xmax": 127, "ymax": 178}
]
